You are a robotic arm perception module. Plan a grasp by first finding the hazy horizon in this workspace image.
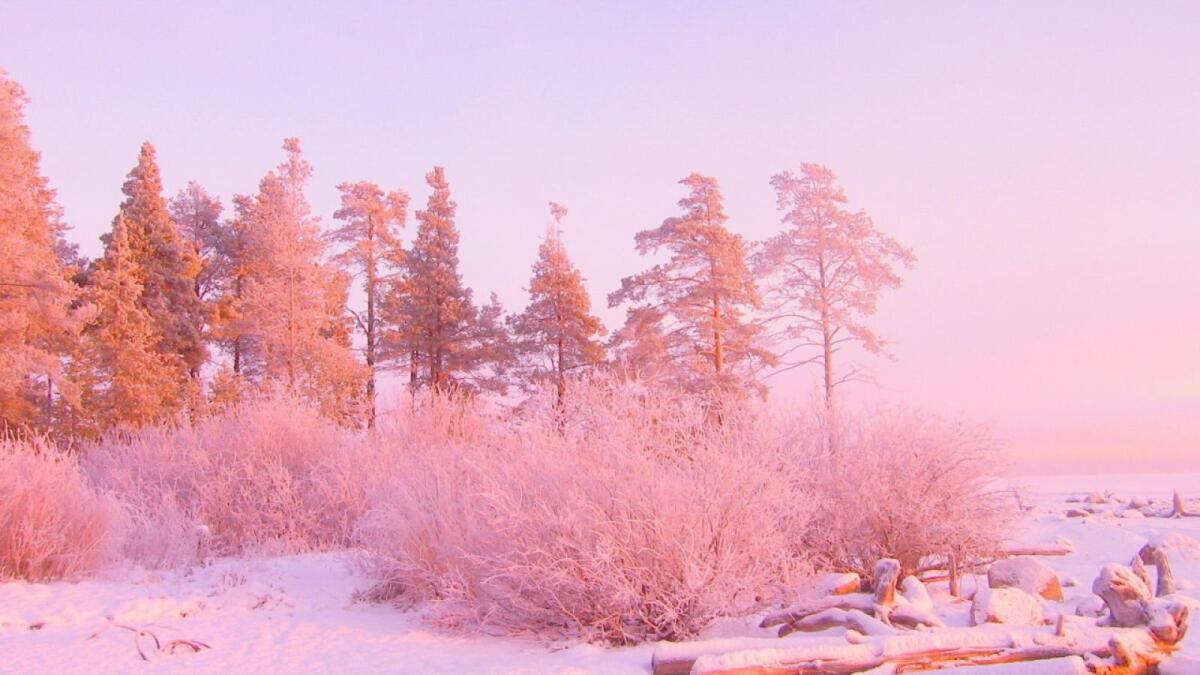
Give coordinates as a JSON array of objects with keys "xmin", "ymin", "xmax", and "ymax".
[{"xmin": 5, "ymin": 1, "xmax": 1197, "ymax": 474}]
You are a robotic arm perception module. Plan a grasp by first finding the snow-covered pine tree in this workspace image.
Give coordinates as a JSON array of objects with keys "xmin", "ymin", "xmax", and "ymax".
[
  {"xmin": 233, "ymin": 138, "xmax": 365, "ymax": 422},
  {"xmin": 74, "ymin": 215, "xmax": 178, "ymax": 433},
  {"xmin": 509, "ymin": 202, "xmax": 605, "ymax": 406},
  {"xmin": 0, "ymin": 70, "xmax": 84, "ymax": 431},
  {"xmin": 330, "ymin": 181, "xmax": 409, "ymax": 427},
  {"xmin": 386, "ymin": 166, "xmax": 509, "ymax": 394},
  {"xmin": 110, "ymin": 143, "xmax": 206, "ymax": 390},
  {"xmin": 609, "ymin": 173, "xmax": 772, "ymax": 397}
]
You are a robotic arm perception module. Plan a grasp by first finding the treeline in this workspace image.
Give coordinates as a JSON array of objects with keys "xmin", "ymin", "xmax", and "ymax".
[{"xmin": 1, "ymin": 70, "xmax": 915, "ymax": 436}]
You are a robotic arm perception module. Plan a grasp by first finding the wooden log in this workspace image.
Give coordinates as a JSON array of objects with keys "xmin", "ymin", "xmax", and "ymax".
[
  {"xmin": 1149, "ymin": 547, "xmax": 1178, "ymax": 597},
  {"xmin": 1002, "ymin": 543, "xmax": 1075, "ymax": 557},
  {"xmin": 686, "ymin": 625, "xmax": 1184, "ymax": 675},
  {"xmin": 1093, "ymin": 563, "xmax": 1152, "ymax": 627},
  {"xmin": 1130, "ymin": 554, "xmax": 1153, "ymax": 594},
  {"xmin": 870, "ymin": 558, "xmax": 901, "ymax": 606},
  {"xmin": 759, "ymin": 594, "xmax": 876, "ymax": 630},
  {"xmin": 1170, "ymin": 490, "xmax": 1188, "ymax": 518}
]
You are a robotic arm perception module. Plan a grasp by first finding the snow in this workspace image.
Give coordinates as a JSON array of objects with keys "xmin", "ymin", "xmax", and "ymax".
[{"xmin": 2, "ymin": 472, "xmax": 1198, "ymax": 674}]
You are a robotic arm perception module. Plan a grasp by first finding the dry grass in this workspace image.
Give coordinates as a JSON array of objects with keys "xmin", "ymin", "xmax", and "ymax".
[
  {"xmin": 0, "ymin": 436, "xmax": 121, "ymax": 581},
  {"xmin": 83, "ymin": 392, "xmax": 382, "ymax": 565},
  {"xmin": 356, "ymin": 378, "xmax": 817, "ymax": 643}
]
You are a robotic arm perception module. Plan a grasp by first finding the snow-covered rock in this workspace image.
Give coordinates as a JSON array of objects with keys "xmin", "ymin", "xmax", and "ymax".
[
  {"xmin": 970, "ymin": 586, "xmax": 1044, "ymax": 626},
  {"xmin": 816, "ymin": 572, "xmax": 861, "ymax": 596},
  {"xmin": 988, "ymin": 556, "xmax": 1064, "ymax": 601},
  {"xmin": 1146, "ymin": 532, "xmax": 1200, "ymax": 561},
  {"xmin": 1074, "ymin": 594, "xmax": 1106, "ymax": 617}
]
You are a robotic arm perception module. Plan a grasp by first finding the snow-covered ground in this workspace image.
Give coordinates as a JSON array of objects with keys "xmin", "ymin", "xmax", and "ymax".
[{"xmin": 2, "ymin": 473, "xmax": 1198, "ymax": 674}]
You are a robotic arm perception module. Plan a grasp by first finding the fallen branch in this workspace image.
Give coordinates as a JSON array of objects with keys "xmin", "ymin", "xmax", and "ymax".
[{"xmin": 87, "ymin": 623, "xmax": 211, "ymax": 661}]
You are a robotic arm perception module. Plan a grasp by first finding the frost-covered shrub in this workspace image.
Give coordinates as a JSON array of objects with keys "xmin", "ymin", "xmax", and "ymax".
[
  {"xmin": 356, "ymin": 377, "xmax": 815, "ymax": 644},
  {"xmin": 84, "ymin": 393, "xmax": 377, "ymax": 565},
  {"xmin": 804, "ymin": 408, "xmax": 1012, "ymax": 576},
  {"xmin": 0, "ymin": 437, "xmax": 120, "ymax": 581}
]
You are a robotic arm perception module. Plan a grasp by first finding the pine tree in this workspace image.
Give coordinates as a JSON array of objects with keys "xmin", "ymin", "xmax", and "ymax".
[
  {"xmin": 169, "ymin": 181, "xmax": 226, "ymax": 303},
  {"xmin": 509, "ymin": 202, "xmax": 605, "ymax": 406},
  {"xmin": 389, "ymin": 166, "xmax": 506, "ymax": 393},
  {"xmin": 609, "ymin": 173, "xmax": 772, "ymax": 395},
  {"xmin": 755, "ymin": 164, "xmax": 916, "ymax": 419},
  {"xmin": 233, "ymin": 138, "xmax": 365, "ymax": 421},
  {"xmin": 0, "ymin": 70, "xmax": 84, "ymax": 432},
  {"xmin": 330, "ymin": 181, "xmax": 409, "ymax": 427},
  {"xmin": 110, "ymin": 143, "xmax": 206, "ymax": 387},
  {"xmin": 74, "ymin": 215, "xmax": 177, "ymax": 433}
]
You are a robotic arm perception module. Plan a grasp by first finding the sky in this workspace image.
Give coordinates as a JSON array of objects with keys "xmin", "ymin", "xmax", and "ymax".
[{"xmin": 4, "ymin": 1, "xmax": 1198, "ymax": 474}]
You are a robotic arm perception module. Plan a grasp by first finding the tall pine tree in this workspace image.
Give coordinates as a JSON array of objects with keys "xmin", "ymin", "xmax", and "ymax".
[
  {"xmin": 0, "ymin": 70, "xmax": 83, "ymax": 431},
  {"xmin": 330, "ymin": 181, "xmax": 408, "ymax": 427},
  {"xmin": 232, "ymin": 138, "xmax": 365, "ymax": 421},
  {"xmin": 609, "ymin": 173, "xmax": 772, "ymax": 395},
  {"xmin": 509, "ymin": 202, "xmax": 605, "ymax": 406},
  {"xmin": 391, "ymin": 167, "xmax": 473, "ymax": 391},
  {"xmin": 107, "ymin": 142, "xmax": 206, "ymax": 408},
  {"xmin": 74, "ymin": 215, "xmax": 178, "ymax": 433}
]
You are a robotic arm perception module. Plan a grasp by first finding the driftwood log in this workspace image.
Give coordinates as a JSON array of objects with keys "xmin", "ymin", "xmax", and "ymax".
[
  {"xmin": 655, "ymin": 621, "xmax": 1188, "ymax": 675},
  {"xmin": 653, "ymin": 551, "xmax": 1190, "ymax": 675},
  {"xmin": 758, "ymin": 559, "xmax": 944, "ymax": 638}
]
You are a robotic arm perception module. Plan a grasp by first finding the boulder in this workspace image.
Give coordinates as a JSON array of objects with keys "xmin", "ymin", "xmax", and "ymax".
[
  {"xmin": 989, "ymin": 556, "xmax": 1064, "ymax": 601},
  {"xmin": 1066, "ymin": 508, "xmax": 1089, "ymax": 518},
  {"xmin": 971, "ymin": 586, "xmax": 1044, "ymax": 626}
]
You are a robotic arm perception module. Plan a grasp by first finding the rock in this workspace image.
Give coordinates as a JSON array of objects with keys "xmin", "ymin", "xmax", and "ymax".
[
  {"xmin": 1066, "ymin": 508, "xmax": 1089, "ymax": 518},
  {"xmin": 1144, "ymin": 532, "xmax": 1200, "ymax": 561},
  {"xmin": 1062, "ymin": 577, "xmax": 1080, "ymax": 588},
  {"xmin": 971, "ymin": 586, "xmax": 1044, "ymax": 626},
  {"xmin": 1129, "ymin": 497, "xmax": 1150, "ymax": 509},
  {"xmin": 1084, "ymin": 492, "xmax": 1110, "ymax": 504},
  {"xmin": 817, "ymin": 572, "xmax": 861, "ymax": 596},
  {"xmin": 989, "ymin": 557, "xmax": 1065, "ymax": 601},
  {"xmin": 1074, "ymin": 594, "xmax": 1106, "ymax": 617}
]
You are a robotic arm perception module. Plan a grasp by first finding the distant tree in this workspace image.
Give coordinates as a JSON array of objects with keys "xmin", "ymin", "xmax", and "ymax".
[
  {"xmin": 209, "ymin": 193, "xmax": 256, "ymax": 378},
  {"xmin": 608, "ymin": 306, "xmax": 670, "ymax": 381},
  {"xmin": 169, "ymin": 181, "xmax": 226, "ymax": 303},
  {"xmin": 74, "ymin": 215, "xmax": 177, "ymax": 433},
  {"xmin": 609, "ymin": 173, "xmax": 771, "ymax": 396},
  {"xmin": 0, "ymin": 70, "xmax": 84, "ymax": 431},
  {"xmin": 509, "ymin": 202, "xmax": 605, "ymax": 407},
  {"xmin": 755, "ymin": 164, "xmax": 916, "ymax": 419},
  {"xmin": 110, "ymin": 143, "xmax": 206, "ymax": 387},
  {"xmin": 388, "ymin": 167, "xmax": 508, "ymax": 394},
  {"xmin": 232, "ymin": 138, "xmax": 365, "ymax": 422},
  {"xmin": 330, "ymin": 181, "xmax": 409, "ymax": 428}
]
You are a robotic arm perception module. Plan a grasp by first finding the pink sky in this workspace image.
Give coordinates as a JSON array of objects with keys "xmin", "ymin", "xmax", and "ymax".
[{"xmin": 4, "ymin": 2, "xmax": 1198, "ymax": 473}]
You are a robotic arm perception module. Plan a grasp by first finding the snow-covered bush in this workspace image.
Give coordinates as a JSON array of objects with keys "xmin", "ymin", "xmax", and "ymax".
[
  {"xmin": 356, "ymin": 377, "xmax": 816, "ymax": 644},
  {"xmin": 804, "ymin": 408, "xmax": 1012, "ymax": 576},
  {"xmin": 84, "ymin": 392, "xmax": 378, "ymax": 564},
  {"xmin": 0, "ymin": 437, "xmax": 121, "ymax": 581}
]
